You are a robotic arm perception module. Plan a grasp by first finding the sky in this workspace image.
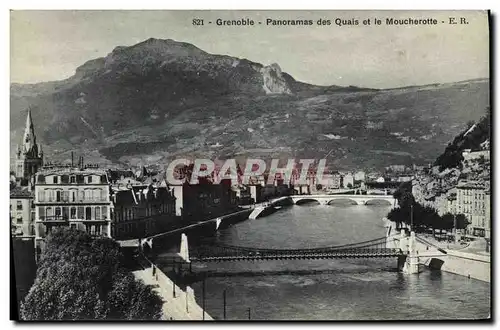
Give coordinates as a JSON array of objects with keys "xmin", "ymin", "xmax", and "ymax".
[{"xmin": 10, "ymin": 10, "xmax": 489, "ymax": 88}]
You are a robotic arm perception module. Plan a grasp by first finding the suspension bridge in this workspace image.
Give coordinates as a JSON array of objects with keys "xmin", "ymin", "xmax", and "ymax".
[{"xmin": 189, "ymin": 236, "xmax": 404, "ymax": 262}]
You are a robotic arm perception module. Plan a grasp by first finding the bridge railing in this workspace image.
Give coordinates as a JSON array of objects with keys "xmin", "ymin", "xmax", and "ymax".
[
  {"xmin": 188, "ymin": 237, "xmax": 406, "ymax": 261},
  {"xmin": 200, "ymin": 236, "xmax": 389, "ymax": 254}
]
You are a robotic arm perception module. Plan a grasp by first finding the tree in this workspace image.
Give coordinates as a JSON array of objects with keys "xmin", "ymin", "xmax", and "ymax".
[
  {"xmin": 455, "ymin": 213, "xmax": 470, "ymax": 230},
  {"xmin": 20, "ymin": 228, "xmax": 163, "ymax": 320}
]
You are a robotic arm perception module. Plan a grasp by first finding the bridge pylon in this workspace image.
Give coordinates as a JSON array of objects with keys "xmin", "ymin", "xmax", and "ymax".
[
  {"xmin": 402, "ymin": 231, "xmax": 419, "ymax": 274},
  {"xmin": 179, "ymin": 233, "xmax": 190, "ymax": 263}
]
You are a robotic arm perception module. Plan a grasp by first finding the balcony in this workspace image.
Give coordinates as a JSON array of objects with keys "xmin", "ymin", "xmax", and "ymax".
[
  {"xmin": 37, "ymin": 216, "xmax": 111, "ymax": 223},
  {"xmin": 37, "ymin": 215, "xmax": 69, "ymax": 223},
  {"xmin": 36, "ymin": 198, "xmax": 110, "ymax": 204}
]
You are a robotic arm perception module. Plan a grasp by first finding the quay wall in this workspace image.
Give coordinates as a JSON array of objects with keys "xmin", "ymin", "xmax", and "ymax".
[
  {"xmin": 133, "ymin": 255, "xmax": 213, "ymax": 320},
  {"xmin": 424, "ymin": 247, "xmax": 490, "ymax": 283},
  {"xmin": 385, "ymin": 221, "xmax": 490, "ymax": 283}
]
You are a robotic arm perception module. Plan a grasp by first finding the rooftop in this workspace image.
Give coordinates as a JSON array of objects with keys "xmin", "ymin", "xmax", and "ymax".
[
  {"xmin": 36, "ymin": 165, "xmax": 107, "ymax": 176},
  {"xmin": 10, "ymin": 187, "xmax": 34, "ymax": 198}
]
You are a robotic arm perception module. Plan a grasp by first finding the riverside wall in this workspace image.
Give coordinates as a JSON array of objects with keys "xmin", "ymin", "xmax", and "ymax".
[
  {"xmin": 384, "ymin": 220, "xmax": 490, "ymax": 283},
  {"xmin": 422, "ymin": 245, "xmax": 490, "ymax": 283},
  {"xmin": 133, "ymin": 256, "xmax": 213, "ymax": 321}
]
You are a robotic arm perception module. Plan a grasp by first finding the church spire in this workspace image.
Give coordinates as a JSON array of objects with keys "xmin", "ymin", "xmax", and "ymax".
[
  {"xmin": 22, "ymin": 107, "xmax": 38, "ymax": 156},
  {"xmin": 15, "ymin": 107, "xmax": 43, "ymax": 186}
]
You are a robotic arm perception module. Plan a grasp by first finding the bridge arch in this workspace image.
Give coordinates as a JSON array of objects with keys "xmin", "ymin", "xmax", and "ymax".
[
  {"xmin": 326, "ymin": 198, "xmax": 358, "ymax": 206},
  {"xmin": 364, "ymin": 199, "xmax": 393, "ymax": 206},
  {"xmin": 295, "ymin": 198, "xmax": 321, "ymax": 206}
]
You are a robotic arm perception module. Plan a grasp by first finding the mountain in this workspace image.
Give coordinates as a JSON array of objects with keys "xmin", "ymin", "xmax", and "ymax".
[{"xmin": 10, "ymin": 38, "xmax": 490, "ymax": 170}]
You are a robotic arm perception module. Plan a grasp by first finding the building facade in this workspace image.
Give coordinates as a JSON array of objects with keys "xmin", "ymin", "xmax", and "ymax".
[
  {"xmin": 34, "ymin": 165, "xmax": 113, "ymax": 247},
  {"xmin": 171, "ymin": 180, "xmax": 238, "ymax": 221},
  {"xmin": 110, "ymin": 181, "xmax": 177, "ymax": 240},
  {"xmin": 342, "ymin": 172, "xmax": 354, "ymax": 188},
  {"xmin": 456, "ymin": 181, "xmax": 489, "ymax": 237},
  {"xmin": 10, "ymin": 188, "xmax": 35, "ymax": 237}
]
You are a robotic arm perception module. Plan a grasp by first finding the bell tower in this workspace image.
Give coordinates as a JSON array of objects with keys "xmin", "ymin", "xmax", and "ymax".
[{"xmin": 15, "ymin": 108, "xmax": 43, "ymax": 187}]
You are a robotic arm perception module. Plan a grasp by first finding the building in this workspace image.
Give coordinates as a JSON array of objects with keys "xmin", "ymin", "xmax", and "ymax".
[
  {"xmin": 485, "ymin": 189, "xmax": 491, "ymax": 239},
  {"xmin": 462, "ymin": 149, "xmax": 490, "ymax": 162},
  {"xmin": 396, "ymin": 176, "xmax": 413, "ymax": 182},
  {"xmin": 385, "ymin": 165, "xmax": 407, "ymax": 173},
  {"xmin": 10, "ymin": 109, "xmax": 43, "ymax": 238},
  {"xmin": 15, "ymin": 109, "xmax": 43, "ymax": 188},
  {"xmin": 10, "ymin": 187, "xmax": 35, "ymax": 237},
  {"xmin": 171, "ymin": 180, "xmax": 238, "ymax": 221},
  {"xmin": 341, "ymin": 172, "xmax": 354, "ymax": 188},
  {"xmin": 354, "ymin": 171, "xmax": 366, "ymax": 182},
  {"xmin": 456, "ymin": 181, "xmax": 489, "ymax": 237},
  {"xmin": 110, "ymin": 180, "xmax": 177, "ymax": 240},
  {"xmin": 319, "ymin": 170, "xmax": 341, "ymax": 190},
  {"xmin": 34, "ymin": 164, "xmax": 113, "ymax": 248}
]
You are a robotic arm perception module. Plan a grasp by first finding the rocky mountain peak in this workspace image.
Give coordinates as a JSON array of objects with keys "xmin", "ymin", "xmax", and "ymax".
[{"xmin": 260, "ymin": 63, "xmax": 292, "ymax": 94}]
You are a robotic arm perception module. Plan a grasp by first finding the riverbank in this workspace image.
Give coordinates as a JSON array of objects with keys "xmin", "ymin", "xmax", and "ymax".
[
  {"xmin": 248, "ymin": 196, "xmax": 293, "ymax": 219},
  {"xmin": 133, "ymin": 255, "xmax": 213, "ymax": 321},
  {"xmin": 385, "ymin": 220, "xmax": 490, "ymax": 283}
]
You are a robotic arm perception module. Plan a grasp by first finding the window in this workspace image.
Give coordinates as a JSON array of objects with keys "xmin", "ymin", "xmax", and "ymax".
[
  {"xmin": 70, "ymin": 176, "xmax": 76, "ymax": 184},
  {"xmin": 93, "ymin": 189, "xmax": 101, "ymax": 202},
  {"xmin": 16, "ymin": 215, "xmax": 23, "ymax": 224},
  {"xmin": 95, "ymin": 225, "xmax": 101, "ymax": 236},
  {"xmin": 61, "ymin": 175, "xmax": 69, "ymax": 184},
  {"xmin": 37, "ymin": 190, "xmax": 45, "ymax": 202},
  {"xmin": 56, "ymin": 191, "xmax": 61, "ymax": 202},
  {"xmin": 85, "ymin": 207, "xmax": 92, "ymax": 220},
  {"xmin": 16, "ymin": 201, "xmax": 23, "ymax": 210},
  {"xmin": 55, "ymin": 207, "xmax": 62, "ymax": 218},
  {"xmin": 46, "ymin": 207, "xmax": 53, "ymax": 218},
  {"xmin": 53, "ymin": 176, "xmax": 58, "ymax": 184},
  {"xmin": 70, "ymin": 207, "xmax": 77, "ymax": 219},
  {"xmin": 63, "ymin": 191, "xmax": 69, "ymax": 202},
  {"xmin": 87, "ymin": 176, "xmax": 93, "ymax": 184},
  {"xmin": 71, "ymin": 191, "xmax": 76, "ymax": 202},
  {"xmin": 77, "ymin": 207, "xmax": 84, "ymax": 219},
  {"xmin": 47, "ymin": 190, "xmax": 54, "ymax": 202},
  {"xmin": 79, "ymin": 191, "xmax": 85, "ymax": 202},
  {"xmin": 70, "ymin": 224, "xmax": 77, "ymax": 230},
  {"xmin": 95, "ymin": 207, "xmax": 101, "ymax": 220}
]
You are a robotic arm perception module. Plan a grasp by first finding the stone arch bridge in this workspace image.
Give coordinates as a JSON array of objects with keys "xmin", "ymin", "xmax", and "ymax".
[{"xmin": 291, "ymin": 194, "xmax": 398, "ymax": 207}]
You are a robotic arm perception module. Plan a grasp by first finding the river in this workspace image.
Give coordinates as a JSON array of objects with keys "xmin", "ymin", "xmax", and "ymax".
[{"xmin": 163, "ymin": 203, "xmax": 491, "ymax": 320}]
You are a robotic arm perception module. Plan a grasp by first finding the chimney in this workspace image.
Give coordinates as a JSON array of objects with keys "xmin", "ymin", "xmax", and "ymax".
[{"xmin": 71, "ymin": 152, "xmax": 74, "ymax": 167}]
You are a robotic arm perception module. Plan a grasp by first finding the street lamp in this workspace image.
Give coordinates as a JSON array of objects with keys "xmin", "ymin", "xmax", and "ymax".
[
  {"xmin": 202, "ymin": 276, "xmax": 206, "ymax": 321},
  {"xmin": 223, "ymin": 289, "xmax": 227, "ymax": 320},
  {"xmin": 410, "ymin": 202, "xmax": 414, "ymax": 233},
  {"xmin": 453, "ymin": 213, "xmax": 457, "ymax": 243}
]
